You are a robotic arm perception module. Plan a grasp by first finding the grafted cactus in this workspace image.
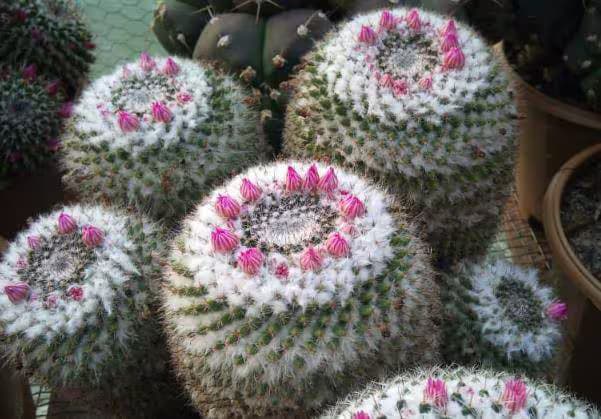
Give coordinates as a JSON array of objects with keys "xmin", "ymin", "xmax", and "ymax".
[
  {"xmin": 163, "ymin": 161, "xmax": 441, "ymax": 418},
  {"xmin": 284, "ymin": 8, "xmax": 518, "ymax": 263},
  {"xmin": 61, "ymin": 54, "xmax": 266, "ymax": 222}
]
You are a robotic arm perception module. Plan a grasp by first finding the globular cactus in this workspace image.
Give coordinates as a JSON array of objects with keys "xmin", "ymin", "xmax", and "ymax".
[
  {"xmin": 322, "ymin": 366, "xmax": 598, "ymax": 418},
  {"xmin": 163, "ymin": 161, "xmax": 441, "ymax": 418},
  {"xmin": 441, "ymin": 260, "xmax": 566, "ymax": 376},
  {"xmin": 330, "ymin": 0, "xmax": 469, "ymax": 21},
  {"xmin": 0, "ymin": 205, "xmax": 174, "ymax": 415},
  {"xmin": 0, "ymin": 66, "xmax": 64, "ymax": 177},
  {"xmin": 0, "ymin": 0, "xmax": 95, "ymax": 96},
  {"xmin": 284, "ymin": 8, "xmax": 518, "ymax": 264},
  {"xmin": 61, "ymin": 53, "xmax": 266, "ymax": 222}
]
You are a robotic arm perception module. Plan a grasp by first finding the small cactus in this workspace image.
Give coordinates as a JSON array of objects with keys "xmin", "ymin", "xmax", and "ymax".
[
  {"xmin": 163, "ymin": 161, "xmax": 441, "ymax": 418},
  {"xmin": 321, "ymin": 366, "xmax": 598, "ymax": 418},
  {"xmin": 61, "ymin": 54, "xmax": 266, "ymax": 221}
]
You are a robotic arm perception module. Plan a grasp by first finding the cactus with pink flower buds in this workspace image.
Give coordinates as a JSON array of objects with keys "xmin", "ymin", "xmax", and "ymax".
[
  {"xmin": 441, "ymin": 260, "xmax": 565, "ymax": 375},
  {"xmin": 163, "ymin": 161, "xmax": 441, "ymax": 418},
  {"xmin": 284, "ymin": 7, "xmax": 518, "ymax": 264},
  {"xmin": 322, "ymin": 366, "xmax": 598, "ymax": 418},
  {"xmin": 61, "ymin": 54, "xmax": 266, "ymax": 221}
]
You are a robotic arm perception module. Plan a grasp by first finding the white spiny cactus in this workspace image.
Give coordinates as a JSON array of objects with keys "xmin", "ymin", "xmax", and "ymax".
[
  {"xmin": 163, "ymin": 161, "xmax": 441, "ymax": 418},
  {"xmin": 284, "ymin": 7, "xmax": 518, "ymax": 263},
  {"xmin": 61, "ymin": 53, "xmax": 266, "ymax": 221}
]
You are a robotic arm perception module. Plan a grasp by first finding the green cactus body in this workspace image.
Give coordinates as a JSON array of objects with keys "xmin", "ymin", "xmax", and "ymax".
[
  {"xmin": 163, "ymin": 161, "xmax": 441, "ymax": 418},
  {"xmin": 0, "ymin": 69, "xmax": 62, "ymax": 176},
  {"xmin": 441, "ymin": 260, "xmax": 565, "ymax": 376},
  {"xmin": 322, "ymin": 366, "xmax": 598, "ymax": 418},
  {"xmin": 0, "ymin": 0, "xmax": 94, "ymax": 95},
  {"xmin": 61, "ymin": 54, "xmax": 266, "ymax": 222},
  {"xmin": 284, "ymin": 8, "xmax": 518, "ymax": 263}
]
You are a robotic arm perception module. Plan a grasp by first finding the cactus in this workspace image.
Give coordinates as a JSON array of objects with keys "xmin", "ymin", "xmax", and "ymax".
[
  {"xmin": 0, "ymin": 205, "xmax": 177, "ymax": 416},
  {"xmin": 284, "ymin": 8, "xmax": 518, "ymax": 264},
  {"xmin": 163, "ymin": 161, "xmax": 441, "ymax": 418},
  {"xmin": 61, "ymin": 53, "xmax": 266, "ymax": 222},
  {"xmin": 441, "ymin": 260, "xmax": 566, "ymax": 376},
  {"xmin": 330, "ymin": 0, "xmax": 469, "ymax": 21},
  {"xmin": 0, "ymin": 66, "xmax": 64, "ymax": 177},
  {"xmin": 321, "ymin": 366, "xmax": 598, "ymax": 418},
  {"xmin": 0, "ymin": 0, "xmax": 95, "ymax": 96}
]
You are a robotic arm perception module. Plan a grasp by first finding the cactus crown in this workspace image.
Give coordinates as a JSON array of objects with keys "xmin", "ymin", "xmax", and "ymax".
[{"xmin": 0, "ymin": 205, "xmax": 164, "ymax": 386}]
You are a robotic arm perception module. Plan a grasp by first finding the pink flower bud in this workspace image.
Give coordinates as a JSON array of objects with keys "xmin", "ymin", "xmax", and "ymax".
[
  {"xmin": 237, "ymin": 248, "xmax": 264, "ymax": 275},
  {"xmin": 275, "ymin": 263, "xmax": 289, "ymax": 279},
  {"xmin": 117, "ymin": 110, "xmax": 140, "ymax": 132},
  {"xmin": 285, "ymin": 166, "xmax": 303, "ymax": 193},
  {"xmin": 4, "ymin": 283, "xmax": 30, "ymax": 304},
  {"xmin": 339, "ymin": 195, "xmax": 366, "ymax": 219},
  {"xmin": 303, "ymin": 164, "xmax": 320, "ymax": 190},
  {"xmin": 122, "ymin": 65, "xmax": 132, "ymax": 78},
  {"xmin": 379, "ymin": 73, "xmax": 394, "ymax": 88},
  {"xmin": 46, "ymin": 80, "xmax": 61, "ymax": 96},
  {"xmin": 406, "ymin": 9, "xmax": 421, "ymax": 31},
  {"xmin": 16, "ymin": 257, "xmax": 28, "ymax": 270},
  {"xmin": 151, "ymin": 101, "xmax": 172, "ymax": 123},
  {"xmin": 326, "ymin": 232, "xmax": 350, "ymax": 258},
  {"xmin": 317, "ymin": 167, "xmax": 338, "ymax": 193},
  {"xmin": 176, "ymin": 91, "xmax": 193, "ymax": 104},
  {"xmin": 139, "ymin": 52, "xmax": 156, "ymax": 72},
  {"xmin": 443, "ymin": 47, "xmax": 465, "ymax": 70},
  {"xmin": 358, "ymin": 25, "xmax": 377, "ymax": 44},
  {"xmin": 300, "ymin": 247, "xmax": 323, "ymax": 271},
  {"xmin": 392, "ymin": 79, "xmax": 408, "ymax": 96},
  {"xmin": 27, "ymin": 235, "xmax": 41, "ymax": 250},
  {"xmin": 81, "ymin": 225, "xmax": 104, "ymax": 248},
  {"xmin": 22, "ymin": 64, "xmax": 37, "ymax": 82},
  {"xmin": 501, "ymin": 379, "xmax": 528, "ymax": 414},
  {"xmin": 58, "ymin": 102, "xmax": 73, "ymax": 119},
  {"xmin": 215, "ymin": 195, "xmax": 241, "ymax": 219},
  {"xmin": 46, "ymin": 293, "xmax": 59, "ymax": 308},
  {"xmin": 418, "ymin": 75, "xmax": 433, "ymax": 90},
  {"xmin": 46, "ymin": 138, "xmax": 61, "ymax": 152},
  {"xmin": 424, "ymin": 378, "xmax": 448, "ymax": 409},
  {"xmin": 240, "ymin": 178, "xmax": 262, "ymax": 202},
  {"xmin": 440, "ymin": 33, "xmax": 459, "ymax": 52},
  {"xmin": 211, "ymin": 227, "xmax": 239, "ymax": 253},
  {"xmin": 67, "ymin": 285, "xmax": 84, "ymax": 301},
  {"xmin": 546, "ymin": 300, "xmax": 568, "ymax": 321},
  {"xmin": 379, "ymin": 10, "xmax": 396, "ymax": 30},
  {"xmin": 440, "ymin": 19, "xmax": 457, "ymax": 37},
  {"xmin": 58, "ymin": 212, "xmax": 77, "ymax": 234},
  {"xmin": 353, "ymin": 412, "xmax": 371, "ymax": 419},
  {"xmin": 162, "ymin": 57, "xmax": 180, "ymax": 76},
  {"xmin": 341, "ymin": 223, "xmax": 359, "ymax": 237},
  {"xmin": 84, "ymin": 41, "xmax": 96, "ymax": 50}
]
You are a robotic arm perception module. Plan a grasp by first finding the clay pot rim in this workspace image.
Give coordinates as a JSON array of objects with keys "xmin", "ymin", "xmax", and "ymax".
[{"xmin": 543, "ymin": 144, "xmax": 601, "ymax": 311}]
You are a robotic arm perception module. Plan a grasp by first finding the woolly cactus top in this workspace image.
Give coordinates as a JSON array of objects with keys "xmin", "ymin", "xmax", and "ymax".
[
  {"xmin": 0, "ymin": 205, "xmax": 164, "ymax": 385},
  {"xmin": 322, "ymin": 366, "xmax": 597, "ymax": 419},
  {"xmin": 171, "ymin": 161, "xmax": 397, "ymax": 310}
]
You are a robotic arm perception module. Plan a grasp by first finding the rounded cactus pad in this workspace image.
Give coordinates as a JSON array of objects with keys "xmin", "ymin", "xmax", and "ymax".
[
  {"xmin": 62, "ymin": 54, "xmax": 266, "ymax": 221},
  {"xmin": 284, "ymin": 7, "xmax": 518, "ymax": 262},
  {"xmin": 0, "ymin": 205, "xmax": 165, "ymax": 389},
  {"xmin": 163, "ymin": 161, "xmax": 441, "ymax": 417},
  {"xmin": 441, "ymin": 260, "xmax": 565, "ymax": 375},
  {"xmin": 322, "ymin": 366, "xmax": 598, "ymax": 418}
]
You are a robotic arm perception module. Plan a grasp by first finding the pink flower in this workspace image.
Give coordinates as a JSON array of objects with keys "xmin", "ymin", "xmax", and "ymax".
[
  {"xmin": 379, "ymin": 10, "xmax": 396, "ymax": 30},
  {"xmin": 300, "ymin": 247, "xmax": 323, "ymax": 271},
  {"xmin": 418, "ymin": 75, "xmax": 433, "ymax": 90},
  {"xmin": 46, "ymin": 138, "xmax": 61, "ymax": 152},
  {"xmin": 67, "ymin": 285, "xmax": 84, "ymax": 301},
  {"xmin": 303, "ymin": 164, "xmax": 320, "ymax": 190},
  {"xmin": 546, "ymin": 300, "xmax": 568, "ymax": 321},
  {"xmin": 139, "ymin": 52, "xmax": 156, "ymax": 71},
  {"xmin": 84, "ymin": 41, "xmax": 96, "ymax": 50},
  {"xmin": 392, "ymin": 79, "xmax": 408, "ymax": 96},
  {"xmin": 353, "ymin": 412, "xmax": 371, "ymax": 419},
  {"xmin": 46, "ymin": 293, "xmax": 59, "ymax": 308},
  {"xmin": 317, "ymin": 167, "xmax": 338, "ymax": 193},
  {"xmin": 58, "ymin": 102, "xmax": 73, "ymax": 119},
  {"xmin": 379, "ymin": 73, "xmax": 394, "ymax": 88},
  {"xmin": 151, "ymin": 101, "xmax": 172, "ymax": 123},
  {"xmin": 275, "ymin": 263, "xmax": 289, "ymax": 279},
  {"xmin": 340, "ymin": 195, "xmax": 366, "ymax": 219},
  {"xmin": 122, "ymin": 65, "xmax": 132, "ymax": 78},
  {"xmin": 237, "ymin": 248, "xmax": 264, "ymax": 275},
  {"xmin": 440, "ymin": 19, "xmax": 457, "ymax": 37},
  {"xmin": 16, "ymin": 257, "xmax": 28, "ymax": 270},
  {"xmin": 424, "ymin": 378, "xmax": 448, "ymax": 409},
  {"xmin": 501, "ymin": 379, "xmax": 528, "ymax": 414},
  {"xmin": 406, "ymin": 9, "xmax": 421, "ymax": 31},
  {"xmin": 81, "ymin": 225, "xmax": 104, "ymax": 248},
  {"xmin": 443, "ymin": 47, "xmax": 465, "ymax": 70},
  {"xmin": 22, "ymin": 64, "xmax": 37, "ymax": 82},
  {"xmin": 240, "ymin": 178, "xmax": 262, "ymax": 202},
  {"xmin": 326, "ymin": 232, "xmax": 350, "ymax": 258},
  {"xmin": 27, "ymin": 235, "xmax": 41, "ymax": 250},
  {"xmin": 117, "ymin": 110, "xmax": 140, "ymax": 132},
  {"xmin": 440, "ymin": 33, "xmax": 459, "ymax": 52},
  {"xmin": 4, "ymin": 283, "xmax": 31, "ymax": 304},
  {"xmin": 46, "ymin": 80, "xmax": 61, "ymax": 96},
  {"xmin": 162, "ymin": 57, "xmax": 180, "ymax": 76},
  {"xmin": 58, "ymin": 213, "xmax": 77, "ymax": 234},
  {"xmin": 358, "ymin": 25, "xmax": 377, "ymax": 44},
  {"xmin": 341, "ymin": 223, "xmax": 359, "ymax": 237},
  {"xmin": 285, "ymin": 166, "xmax": 303, "ymax": 193},
  {"xmin": 176, "ymin": 91, "xmax": 193, "ymax": 104},
  {"xmin": 211, "ymin": 227, "xmax": 239, "ymax": 253},
  {"xmin": 215, "ymin": 195, "xmax": 241, "ymax": 219}
]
